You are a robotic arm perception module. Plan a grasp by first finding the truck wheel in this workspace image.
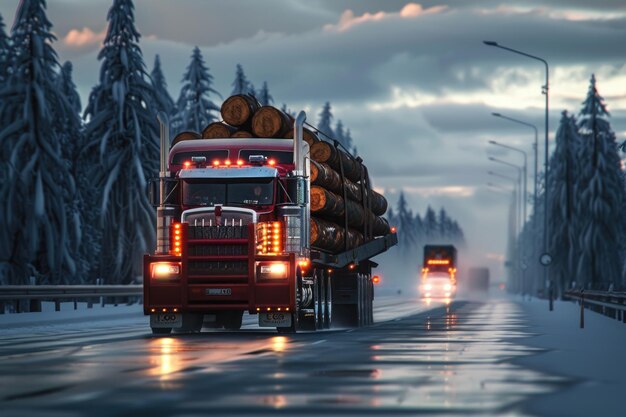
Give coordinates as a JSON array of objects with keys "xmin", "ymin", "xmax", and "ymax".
[
  {"xmin": 151, "ymin": 327, "xmax": 172, "ymax": 335},
  {"xmin": 223, "ymin": 311, "xmax": 243, "ymax": 330},
  {"xmin": 174, "ymin": 313, "xmax": 203, "ymax": 333}
]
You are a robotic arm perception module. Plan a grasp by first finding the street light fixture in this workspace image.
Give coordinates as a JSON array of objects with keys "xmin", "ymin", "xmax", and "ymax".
[
  {"xmin": 483, "ymin": 40, "xmax": 551, "ymax": 287},
  {"xmin": 492, "ymin": 112, "xmax": 539, "ymax": 234},
  {"xmin": 488, "ymin": 140, "xmax": 528, "ymax": 224}
]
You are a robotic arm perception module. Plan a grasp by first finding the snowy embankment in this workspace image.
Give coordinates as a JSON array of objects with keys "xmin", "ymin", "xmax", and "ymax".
[{"xmin": 514, "ymin": 297, "xmax": 626, "ymax": 417}]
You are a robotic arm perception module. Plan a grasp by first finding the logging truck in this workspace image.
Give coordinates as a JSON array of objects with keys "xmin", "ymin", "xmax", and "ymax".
[
  {"xmin": 144, "ymin": 95, "xmax": 397, "ymax": 334},
  {"xmin": 420, "ymin": 245, "xmax": 457, "ymax": 299}
]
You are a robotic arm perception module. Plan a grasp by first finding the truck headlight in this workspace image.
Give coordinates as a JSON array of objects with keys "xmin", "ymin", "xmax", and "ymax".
[
  {"xmin": 444, "ymin": 283, "xmax": 452, "ymax": 291},
  {"xmin": 256, "ymin": 221, "xmax": 284, "ymax": 255},
  {"xmin": 151, "ymin": 262, "xmax": 181, "ymax": 280},
  {"xmin": 257, "ymin": 262, "xmax": 289, "ymax": 279},
  {"xmin": 423, "ymin": 283, "xmax": 432, "ymax": 291}
]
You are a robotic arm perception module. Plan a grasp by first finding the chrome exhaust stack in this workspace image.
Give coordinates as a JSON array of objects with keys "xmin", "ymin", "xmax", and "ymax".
[{"xmin": 156, "ymin": 112, "xmax": 175, "ymax": 255}]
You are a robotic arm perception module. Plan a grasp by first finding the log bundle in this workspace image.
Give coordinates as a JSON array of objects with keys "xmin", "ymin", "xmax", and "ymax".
[{"xmin": 171, "ymin": 94, "xmax": 392, "ymax": 253}]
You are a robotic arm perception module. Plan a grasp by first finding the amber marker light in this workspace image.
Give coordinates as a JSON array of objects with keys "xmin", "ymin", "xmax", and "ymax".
[
  {"xmin": 391, "ymin": 226, "xmax": 397, "ymax": 233},
  {"xmin": 373, "ymin": 275, "xmax": 381, "ymax": 284},
  {"xmin": 183, "ymin": 161, "xmax": 191, "ymax": 169},
  {"xmin": 268, "ymin": 159, "xmax": 276, "ymax": 166},
  {"xmin": 237, "ymin": 159, "xmax": 244, "ymax": 166},
  {"xmin": 212, "ymin": 159, "xmax": 220, "ymax": 166},
  {"xmin": 224, "ymin": 160, "xmax": 232, "ymax": 166}
]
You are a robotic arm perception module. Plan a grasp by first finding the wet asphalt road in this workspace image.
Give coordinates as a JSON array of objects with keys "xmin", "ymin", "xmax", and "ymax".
[{"xmin": 0, "ymin": 297, "xmax": 567, "ymax": 416}]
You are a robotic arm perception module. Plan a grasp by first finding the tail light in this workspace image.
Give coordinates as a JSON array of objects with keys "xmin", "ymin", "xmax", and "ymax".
[
  {"xmin": 256, "ymin": 221, "xmax": 284, "ymax": 255},
  {"xmin": 151, "ymin": 262, "xmax": 181, "ymax": 280}
]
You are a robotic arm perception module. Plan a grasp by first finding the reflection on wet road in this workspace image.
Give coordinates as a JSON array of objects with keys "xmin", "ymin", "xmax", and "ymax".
[{"xmin": 0, "ymin": 298, "xmax": 567, "ymax": 416}]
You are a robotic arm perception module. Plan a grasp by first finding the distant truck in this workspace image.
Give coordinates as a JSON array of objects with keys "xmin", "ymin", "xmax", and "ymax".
[
  {"xmin": 420, "ymin": 245, "xmax": 457, "ymax": 298},
  {"xmin": 467, "ymin": 267, "xmax": 490, "ymax": 292}
]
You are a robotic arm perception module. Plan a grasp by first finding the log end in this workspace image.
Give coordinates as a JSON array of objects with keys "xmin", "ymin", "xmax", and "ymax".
[
  {"xmin": 171, "ymin": 130, "xmax": 201, "ymax": 147},
  {"xmin": 221, "ymin": 95, "xmax": 257, "ymax": 127},
  {"xmin": 202, "ymin": 122, "xmax": 234, "ymax": 139}
]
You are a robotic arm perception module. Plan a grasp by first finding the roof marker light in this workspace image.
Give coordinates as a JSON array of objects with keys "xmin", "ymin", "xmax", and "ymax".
[
  {"xmin": 183, "ymin": 161, "xmax": 191, "ymax": 169},
  {"xmin": 224, "ymin": 160, "xmax": 232, "ymax": 166},
  {"xmin": 237, "ymin": 159, "xmax": 244, "ymax": 166},
  {"xmin": 268, "ymin": 159, "xmax": 276, "ymax": 167},
  {"xmin": 212, "ymin": 159, "xmax": 220, "ymax": 167}
]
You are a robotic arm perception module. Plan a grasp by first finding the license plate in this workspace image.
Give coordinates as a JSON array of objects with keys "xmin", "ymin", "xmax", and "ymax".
[
  {"xmin": 150, "ymin": 313, "xmax": 182, "ymax": 328},
  {"xmin": 206, "ymin": 288, "xmax": 232, "ymax": 296},
  {"xmin": 259, "ymin": 312, "xmax": 292, "ymax": 327}
]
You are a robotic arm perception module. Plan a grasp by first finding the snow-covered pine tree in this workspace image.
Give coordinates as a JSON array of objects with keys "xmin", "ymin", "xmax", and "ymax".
[
  {"xmin": 318, "ymin": 102, "xmax": 334, "ymax": 141},
  {"xmin": 150, "ymin": 54, "xmax": 175, "ymax": 117},
  {"xmin": 57, "ymin": 60, "xmax": 101, "ymax": 284},
  {"xmin": 396, "ymin": 192, "xmax": 416, "ymax": 257},
  {"xmin": 0, "ymin": 0, "xmax": 79, "ymax": 284},
  {"xmin": 422, "ymin": 206, "xmax": 438, "ymax": 241},
  {"xmin": 258, "ymin": 81, "xmax": 273, "ymax": 106},
  {"xmin": 575, "ymin": 74, "xmax": 626, "ymax": 289},
  {"xmin": 0, "ymin": 14, "xmax": 10, "ymax": 83},
  {"xmin": 83, "ymin": 0, "xmax": 159, "ymax": 284},
  {"xmin": 547, "ymin": 111, "xmax": 581, "ymax": 295},
  {"xmin": 171, "ymin": 46, "xmax": 221, "ymax": 133},
  {"xmin": 231, "ymin": 63, "xmax": 251, "ymax": 95},
  {"xmin": 438, "ymin": 208, "xmax": 448, "ymax": 239},
  {"xmin": 335, "ymin": 120, "xmax": 345, "ymax": 147},
  {"xmin": 345, "ymin": 129, "xmax": 354, "ymax": 153}
]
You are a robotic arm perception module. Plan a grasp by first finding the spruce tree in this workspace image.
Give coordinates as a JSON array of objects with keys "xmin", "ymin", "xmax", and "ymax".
[
  {"xmin": 0, "ymin": 0, "xmax": 78, "ymax": 284},
  {"xmin": 171, "ymin": 46, "xmax": 220, "ymax": 133},
  {"xmin": 0, "ymin": 14, "xmax": 10, "ymax": 83},
  {"xmin": 423, "ymin": 206, "xmax": 438, "ymax": 241},
  {"xmin": 396, "ymin": 192, "xmax": 416, "ymax": 257},
  {"xmin": 575, "ymin": 74, "xmax": 626, "ymax": 289},
  {"xmin": 548, "ymin": 112, "xmax": 581, "ymax": 295},
  {"xmin": 83, "ymin": 0, "xmax": 159, "ymax": 284},
  {"xmin": 231, "ymin": 63, "xmax": 251, "ymax": 95},
  {"xmin": 150, "ymin": 54, "xmax": 175, "ymax": 117},
  {"xmin": 318, "ymin": 102, "xmax": 334, "ymax": 141},
  {"xmin": 258, "ymin": 81, "xmax": 273, "ymax": 106}
]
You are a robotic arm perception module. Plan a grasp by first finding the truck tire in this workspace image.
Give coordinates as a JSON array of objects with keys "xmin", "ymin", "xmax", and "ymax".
[{"xmin": 151, "ymin": 327, "xmax": 172, "ymax": 335}]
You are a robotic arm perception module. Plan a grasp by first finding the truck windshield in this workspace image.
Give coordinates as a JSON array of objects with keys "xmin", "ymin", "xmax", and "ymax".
[{"xmin": 183, "ymin": 179, "xmax": 274, "ymax": 207}]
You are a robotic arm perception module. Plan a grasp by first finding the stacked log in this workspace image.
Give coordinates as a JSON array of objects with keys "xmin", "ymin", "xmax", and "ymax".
[
  {"xmin": 251, "ymin": 106, "xmax": 294, "ymax": 138},
  {"xmin": 169, "ymin": 96, "xmax": 392, "ymax": 254},
  {"xmin": 202, "ymin": 122, "xmax": 237, "ymax": 139},
  {"xmin": 231, "ymin": 130, "xmax": 253, "ymax": 138},
  {"xmin": 310, "ymin": 218, "xmax": 363, "ymax": 253},
  {"xmin": 284, "ymin": 127, "xmax": 320, "ymax": 147},
  {"xmin": 220, "ymin": 94, "xmax": 260, "ymax": 128},
  {"xmin": 310, "ymin": 160, "xmax": 388, "ymax": 216},
  {"xmin": 310, "ymin": 141, "xmax": 364, "ymax": 183},
  {"xmin": 171, "ymin": 131, "xmax": 201, "ymax": 147}
]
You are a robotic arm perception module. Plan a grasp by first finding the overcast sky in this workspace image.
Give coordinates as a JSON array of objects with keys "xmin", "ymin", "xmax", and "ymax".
[{"xmin": 2, "ymin": 0, "xmax": 625, "ymax": 280}]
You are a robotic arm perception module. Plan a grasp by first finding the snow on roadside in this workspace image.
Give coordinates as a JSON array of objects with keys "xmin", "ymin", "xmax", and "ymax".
[{"xmin": 513, "ymin": 297, "xmax": 626, "ymax": 417}]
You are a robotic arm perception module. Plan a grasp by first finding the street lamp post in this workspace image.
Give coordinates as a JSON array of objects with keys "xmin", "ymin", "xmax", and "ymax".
[
  {"xmin": 492, "ymin": 113, "xmax": 538, "ymax": 231},
  {"xmin": 488, "ymin": 140, "xmax": 528, "ymax": 224},
  {"xmin": 483, "ymin": 40, "xmax": 551, "ymax": 297}
]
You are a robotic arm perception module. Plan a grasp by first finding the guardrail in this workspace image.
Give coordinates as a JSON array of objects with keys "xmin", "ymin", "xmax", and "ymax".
[
  {"xmin": 564, "ymin": 289, "xmax": 626, "ymax": 328},
  {"xmin": 0, "ymin": 285, "xmax": 143, "ymax": 313}
]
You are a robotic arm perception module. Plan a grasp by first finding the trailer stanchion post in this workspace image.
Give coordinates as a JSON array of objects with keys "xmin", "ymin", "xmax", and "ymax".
[{"xmin": 579, "ymin": 289, "xmax": 584, "ymax": 329}]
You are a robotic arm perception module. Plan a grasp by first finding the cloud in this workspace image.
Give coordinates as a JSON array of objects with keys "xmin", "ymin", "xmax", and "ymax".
[
  {"xmin": 63, "ymin": 26, "xmax": 105, "ymax": 48},
  {"xmin": 323, "ymin": 2, "xmax": 448, "ymax": 32}
]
